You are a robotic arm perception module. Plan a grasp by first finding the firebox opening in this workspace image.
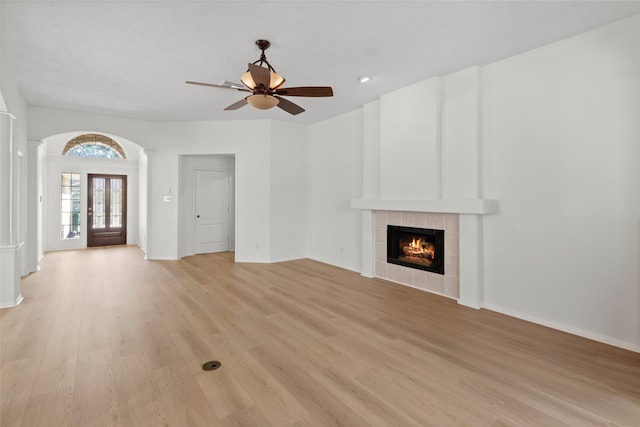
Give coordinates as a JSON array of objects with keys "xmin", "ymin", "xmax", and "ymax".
[{"xmin": 387, "ymin": 225, "xmax": 445, "ymax": 274}]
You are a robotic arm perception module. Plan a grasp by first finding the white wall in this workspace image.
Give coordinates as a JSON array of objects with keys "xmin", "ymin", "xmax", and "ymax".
[
  {"xmin": 0, "ymin": 102, "xmax": 12, "ymax": 246},
  {"xmin": 25, "ymin": 140, "xmax": 41, "ymax": 272},
  {"xmin": 362, "ymin": 100, "xmax": 381, "ymax": 199},
  {"xmin": 145, "ymin": 150, "xmax": 179, "ymax": 259},
  {"xmin": 0, "ymin": 21, "xmax": 29, "ymax": 254},
  {"xmin": 380, "ymin": 78, "xmax": 440, "ymax": 199},
  {"xmin": 28, "ymin": 110, "xmax": 317, "ymax": 263},
  {"xmin": 481, "ymin": 15, "xmax": 640, "ymax": 348},
  {"xmin": 359, "ymin": 100, "xmax": 381, "ymax": 277},
  {"xmin": 306, "ymin": 16, "xmax": 640, "ymax": 350},
  {"xmin": 138, "ymin": 150, "xmax": 148, "ymax": 254},
  {"xmin": 28, "ymin": 109, "xmax": 276, "ymax": 262},
  {"xmin": 270, "ymin": 120, "xmax": 308, "ymax": 262},
  {"xmin": 36, "ymin": 143, "xmax": 49, "ymax": 263},
  {"xmin": 307, "ymin": 110, "xmax": 363, "ymax": 271},
  {"xmin": 2, "ymin": 19, "xmax": 30, "ymax": 308},
  {"xmin": 151, "ymin": 120, "xmax": 272, "ymax": 262},
  {"xmin": 2, "ymin": 69, "xmax": 28, "ymax": 251},
  {"xmin": 378, "ymin": 66, "xmax": 482, "ymax": 201},
  {"xmin": 28, "ymin": 107, "xmax": 155, "ymax": 147},
  {"xmin": 442, "ymin": 66, "xmax": 481, "ymax": 199}
]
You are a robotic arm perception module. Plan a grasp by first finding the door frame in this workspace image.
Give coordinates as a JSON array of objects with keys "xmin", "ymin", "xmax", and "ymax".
[
  {"xmin": 87, "ymin": 173, "xmax": 127, "ymax": 247},
  {"xmin": 178, "ymin": 154, "xmax": 236, "ymax": 259}
]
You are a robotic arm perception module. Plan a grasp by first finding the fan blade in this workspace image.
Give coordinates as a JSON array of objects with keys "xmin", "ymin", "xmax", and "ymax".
[
  {"xmin": 224, "ymin": 98, "xmax": 248, "ymax": 111},
  {"xmin": 220, "ymin": 81, "xmax": 246, "ymax": 89},
  {"xmin": 275, "ymin": 86, "xmax": 333, "ymax": 97},
  {"xmin": 186, "ymin": 81, "xmax": 251, "ymax": 92},
  {"xmin": 274, "ymin": 96, "xmax": 305, "ymax": 115},
  {"xmin": 248, "ymin": 63, "xmax": 271, "ymax": 89}
]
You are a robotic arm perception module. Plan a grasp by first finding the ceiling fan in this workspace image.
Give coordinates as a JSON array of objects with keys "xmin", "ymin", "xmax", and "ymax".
[{"xmin": 186, "ymin": 39, "xmax": 333, "ymax": 115}]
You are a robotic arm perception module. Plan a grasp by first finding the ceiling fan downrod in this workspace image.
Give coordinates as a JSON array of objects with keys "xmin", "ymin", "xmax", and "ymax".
[{"xmin": 253, "ymin": 39, "xmax": 277, "ymax": 73}]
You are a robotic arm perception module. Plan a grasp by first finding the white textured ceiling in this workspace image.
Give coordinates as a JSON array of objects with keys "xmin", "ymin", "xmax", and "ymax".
[{"xmin": 2, "ymin": 1, "xmax": 639, "ymax": 124}]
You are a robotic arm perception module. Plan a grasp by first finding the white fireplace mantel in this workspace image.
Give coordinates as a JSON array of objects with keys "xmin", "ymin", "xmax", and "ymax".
[
  {"xmin": 353, "ymin": 198, "xmax": 496, "ymax": 309},
  {"xmin": 351, "ymin": 198, "xmax": 496, "ymax": 215}
]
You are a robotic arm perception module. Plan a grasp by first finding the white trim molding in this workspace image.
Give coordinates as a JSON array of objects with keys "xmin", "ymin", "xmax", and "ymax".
[
  {"xmin": 0, "ymin": 243, "xmax": 24, "ymax": 308},
  {"xmin": 483, "ymin": 302, "xmax": 640, "ymax": 354},
  {"xmin": 351, "ymin": 198, "xmax": 496, "ymax": 215},
  {"xmin": 0, "ymin": 111, "xmax": 16, "ymax": 120}
]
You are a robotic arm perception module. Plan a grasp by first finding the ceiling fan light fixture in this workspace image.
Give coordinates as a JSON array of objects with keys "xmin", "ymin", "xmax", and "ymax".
[
  {"xmin": 247, "ymin": 94, "xmax": 279, "ymax": 110},
  {"xmin": 241, "ymin": 71, "xmax": 257, "ymax": 89},
  {"xmin": 269, "ymin": 71, "xmax": 285, "ymax": 89},
  {"xmin": 187, "ymin": 39, "xmax": 332, "ymax": 116},
  {"xmin": 241, "ymin": 68, "xmax": 285, "ymax": 90}
]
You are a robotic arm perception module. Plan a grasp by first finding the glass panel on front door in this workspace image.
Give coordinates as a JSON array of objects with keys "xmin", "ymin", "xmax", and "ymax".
[
  {"xmin": 92, "ymin": 177, "xmax": 106, "ymax": 229},
  {"xmin": 110, "ymin": 178, "xmax": 123, "ymax": 227}
]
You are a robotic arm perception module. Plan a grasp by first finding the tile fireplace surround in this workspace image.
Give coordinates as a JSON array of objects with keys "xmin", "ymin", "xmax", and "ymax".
[{"xmin": 376, "ymin": 211, "xmax": 460, "ymax": 298}]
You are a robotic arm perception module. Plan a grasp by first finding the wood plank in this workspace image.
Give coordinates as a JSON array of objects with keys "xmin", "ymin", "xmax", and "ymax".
[{"xmin": 1, "ymin": 245, "xmax": 639, "ymax": 426}]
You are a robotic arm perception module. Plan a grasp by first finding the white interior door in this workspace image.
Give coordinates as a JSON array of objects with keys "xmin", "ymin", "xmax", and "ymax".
[{"xmin": 194, "ymin": 169, "xmax": 230, "ymax": 254}]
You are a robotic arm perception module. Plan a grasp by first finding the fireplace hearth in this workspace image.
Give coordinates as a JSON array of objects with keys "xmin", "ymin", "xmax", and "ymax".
[{"xmin": 387, "ymin": 225, "xmax": 445, "ymax": 274}]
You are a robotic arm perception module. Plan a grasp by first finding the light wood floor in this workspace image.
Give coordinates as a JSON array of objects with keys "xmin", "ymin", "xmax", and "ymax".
[{"xmin": 1, "ymin": 246, "xmax": 639, "ymax": 426}]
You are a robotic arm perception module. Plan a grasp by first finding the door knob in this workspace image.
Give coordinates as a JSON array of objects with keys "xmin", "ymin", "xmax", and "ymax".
[{"xmin": 196, "ymin": 215, "xmax": 200, "ymax": 218}]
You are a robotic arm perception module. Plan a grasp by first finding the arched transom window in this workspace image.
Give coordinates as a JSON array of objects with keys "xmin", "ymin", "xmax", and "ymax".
[{"xmin": 63, "ymin": 134, "xmax": 126, "ymax": 159}]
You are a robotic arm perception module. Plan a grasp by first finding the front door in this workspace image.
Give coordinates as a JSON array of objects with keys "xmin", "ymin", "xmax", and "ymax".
[
  {"xmin": 87, "ymin": 174, "xmax": 127, "ymax": 247},
  {"xmin": 194, "ymin": 169, "xmax": 230, "ymax": 254}
]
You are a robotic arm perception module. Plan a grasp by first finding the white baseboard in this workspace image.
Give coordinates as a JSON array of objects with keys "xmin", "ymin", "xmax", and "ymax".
[
  {"xmin": 483, "ymin": 303, "xmax": 640, "ymax": 353},
  {"xmin": 144, "ymin": 255, "xmax": 178, "ymax": 261},
  {"xmin": 457, "ymin": 298, "xmax": 483, "ymax": 309},
  {"xmin": 1, "ymin": 294, "xmax": 23, "ymax": 309},
  {"xmin": 234, "ymin": 257, "xmax": 269, "ymax": 264},
  {"xmin": 308, "ymin": 256, "xmax": 361, "ymax": 274}
]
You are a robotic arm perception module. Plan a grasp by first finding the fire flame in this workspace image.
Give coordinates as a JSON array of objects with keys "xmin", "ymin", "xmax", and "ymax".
[{"xmin": 404, "ymin": 237, "xmax": 435, "ymax": 259}]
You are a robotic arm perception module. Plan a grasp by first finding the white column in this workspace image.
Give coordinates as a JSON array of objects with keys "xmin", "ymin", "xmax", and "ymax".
[
  {"xmin": 0, "ymin": 111, "xmax": 15, "ymax": 245},
  {"xmin": 360, "ymin": 101, "xmax": 380, "ymax": 277},
  {"xmin": 458, "ymin": 214, "xmax": 484, "ymax": 308},
  {"xmin": 360, "ymin": 210, "xmax": 375, "ymax": 277},
  {"xmin": 1, "ymin": 111, "xmax": 23, "ymax": 307},
  {"xmin": 25, "ymin": 140, "xmax": 43, "ymax": 274}
]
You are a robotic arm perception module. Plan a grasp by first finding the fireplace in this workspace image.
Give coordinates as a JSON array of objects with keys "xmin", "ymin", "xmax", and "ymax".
[{"xmin": 387, "ymin": 225, "xmax": 445, "ymax": 274}]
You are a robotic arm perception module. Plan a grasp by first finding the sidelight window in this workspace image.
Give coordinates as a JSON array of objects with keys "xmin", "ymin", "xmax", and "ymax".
[{"xmin": 61, "ymin": 172, "xmax": 81, "ymax": 239}]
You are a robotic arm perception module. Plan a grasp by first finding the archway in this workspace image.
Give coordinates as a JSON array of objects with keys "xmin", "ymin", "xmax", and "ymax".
[{"xmin": 36, "ymin": 131, "xmax": 146, "ymax": 254}]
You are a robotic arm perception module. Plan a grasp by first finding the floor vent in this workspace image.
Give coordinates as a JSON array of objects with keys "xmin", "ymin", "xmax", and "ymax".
[{"xmin": 202, "ymin": 360, "xmax": 222, "ymax": 371}]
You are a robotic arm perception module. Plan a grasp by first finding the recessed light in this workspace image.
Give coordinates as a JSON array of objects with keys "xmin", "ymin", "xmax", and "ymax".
[{"xmin": 358, "ymin": 75, "xmax": 372, "ymax": 83}]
